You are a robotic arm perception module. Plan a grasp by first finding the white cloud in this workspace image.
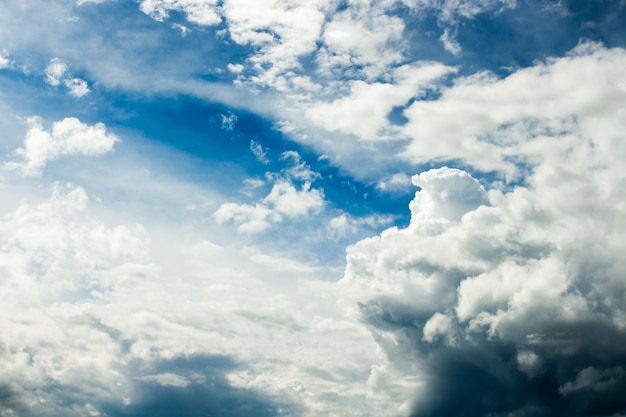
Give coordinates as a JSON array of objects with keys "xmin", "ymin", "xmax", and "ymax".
[
  {"xmin": 227, "ymin": 63, "xmax": 244, "ymax": 74},
  {"xmin": 0, "ymin": 177, "xmax": 383, "ymax": 417},
  {"xmin": 440, "ymin": 28, "xmax": 461, "ymax": 55},
  {"xmin": 215, "ymin": 180, "xmax": 324, "ymax": 233},
  {"xmin": 317, "ymin": 3, "xmax": 406, "ymax": 80},
  {"xmin": 5, "ymin": 117, "xmax": 119, "ymax": 176},
  {"xmin": 376, "ymin": 172, "xmax": 411, "ymax": 192},
  {"xmin": 306, "ymin": 62, "xmax": 455, "ymax": 140},
  {"xmin": 64, "ymin": 77, "xmax": 91, "ymax": 97},
  {"xmin": 139, "ymin": 0, "xmax": 221, "ymax": 26},
  {"xmin": 44, "ymin": 58, "xmax": 91, "ymax": 98},
  {"xmin": 0, "ymin": 49, "xmax": 13, "ymax": 69},
  {"xmin": 44, "ymin": 57, "xmax": 68, "ymax": 86},
  {"xmin": 401, "ymin": 43, "xmax": 626, "ymax": 176},
  {"xmin": 339, "ymin": 75, "xmax": 626, "ymax": 414},
  {"xmin": 249, "ymin": 139, "xmax": 269, "ymax": 164}
]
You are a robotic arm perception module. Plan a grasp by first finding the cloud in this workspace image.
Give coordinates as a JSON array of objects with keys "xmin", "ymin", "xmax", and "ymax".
[
  {"xmin": 340, "ymin": 145, "xmax": 626, "ymax": 415},
  {"xmin": 44, "ymin": 58, "xmax": 91, "ymax": 97},
  {"xmin": 250, "ymin": 139, "xmax": 269, "ymax": 164},
  {"xmin": 64, "ymin": 77, "xmax": 91, "ymax": 97},
  {"xmin": 316, "ymin": 3, "xmax": 406, "ymax": 81},
  {"xmin": 0, "ymin": 178, "xmax": 381, "ymax": 417},
  {"xmin": 306, "ymin": 62, "xmax": 455, "ymax": 140},
  {"xmin": 401, "ymin": 43, "xmax": 626, "ymax": 176},
  {"xmin": 44, "ymin": 57, "xmax": 68, "ymax": 86},
  {"xmin": 215, "ymin": 180, "xmax": 324, "ymax": 233},
  {"xmin": 220, "ymin": 111, "xmax": 238, "ymax": 131},
  {"xmin": 5, "ymin": 117, "xmax": 119, "ymax": 176},
  {"xmin": 139, "ymin": 0, "xmax": 221, "ymax": 26},
  {"xmin": 0, "ymin": 49, "xmax": 13, "ymax": 69}
]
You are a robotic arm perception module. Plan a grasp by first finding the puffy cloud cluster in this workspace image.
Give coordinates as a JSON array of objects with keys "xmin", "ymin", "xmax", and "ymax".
[
  {"xmin": 5, "ymin": 117, "xmax": 119, "ymax": 176},
  {"xmin": 215, "ymin": 180, "xmax": 324, "ymax": 233},
  {"xmin": 215, "ymin": 150, "xmax": 325, "ymax": 233},
  {"xmin": 340, "ymin": 119, "xmax": 626, "ymax": 415},
  {"xmin": 44, "ymin": 58, "xmax": 91, "ymax": 98}
]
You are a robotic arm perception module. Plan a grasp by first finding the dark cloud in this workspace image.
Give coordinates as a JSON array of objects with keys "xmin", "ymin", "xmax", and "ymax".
[{"xmin": 102, "ymin": 354, "xmax": 297, "ymax": 417}]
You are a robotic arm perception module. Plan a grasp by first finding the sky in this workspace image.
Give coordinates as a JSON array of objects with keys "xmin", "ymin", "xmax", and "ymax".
[{"xmin": 1, "ymin": 0, "xmax": 626, "ymax": 416}]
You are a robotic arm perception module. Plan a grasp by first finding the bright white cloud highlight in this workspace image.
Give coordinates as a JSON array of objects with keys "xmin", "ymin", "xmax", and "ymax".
[
  {"xmin": 5, "ymin": 117, "xmax": 119, "ymax": 176},
  {"xmin": 0, "ymin": 49, "xmax": 12, "ymax": 69},
  {"xmin": 215, "ymin": 180, "xmax": 324, "ymax": 233}
]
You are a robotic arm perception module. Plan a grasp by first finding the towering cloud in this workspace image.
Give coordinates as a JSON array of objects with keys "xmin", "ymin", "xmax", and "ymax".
[{"xmin": 341, "ymin": 152, "xmax": 626, "ymax": 416}]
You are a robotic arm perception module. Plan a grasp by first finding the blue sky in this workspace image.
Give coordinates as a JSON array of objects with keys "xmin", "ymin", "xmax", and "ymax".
[{"xmin": 1, "ymin": 1, "xmax": 626, "ymax": 416}]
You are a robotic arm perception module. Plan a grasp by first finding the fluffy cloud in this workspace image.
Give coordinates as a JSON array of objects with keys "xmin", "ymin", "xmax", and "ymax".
[
  {"xmin": 44, "ymin": 58, "xmax": 91, "ymax": 97},
  {"xmin": 215, "ymin": 180, "xmax": 324, "ymax": 233},
  {"xmin": 64, "ymin": 77, "xmax": 91, "ymax": 98},
  {"xmin": 340, "ymin": 116, "xmax": 626, "ymax": 416},
  {"xmin": 401, "ymin": 43, "xmax": 626, "ymax": 176},
  {"xmin": 306, "ymin": 62, "xmax": 455, "ymax": 140},
  {"xmin": 5, "ymin": 117, "xmax": 119, "ymax": 176},
  {"xmin": 316, "ymin": 2, "xmax": 406, "ymax": 80}
]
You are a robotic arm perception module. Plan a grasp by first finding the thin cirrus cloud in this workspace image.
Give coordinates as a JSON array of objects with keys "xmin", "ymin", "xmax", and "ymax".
[{"xmin": 1, "ymin": 0, "xmax": 626, "ymax": 416}]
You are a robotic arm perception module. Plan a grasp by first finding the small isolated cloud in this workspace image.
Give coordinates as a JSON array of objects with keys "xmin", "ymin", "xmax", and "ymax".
[
  {"xmin": 44, "ymin": 58, "xmax": 68, "ymax": 86},
  {"xmin": 44, "ymin": 58, "xmax": 90, "ymax": 98},
  {"xmin": 5, "ymin": 117, "xmax": 119, "ymax": 176},
  {"xmin": 220, "ymin": 111, "xmax": 237, "ymax": 131},
  {"xmin": 250, "ymin": 140, "xmax": 269, "ymax": 164},
  {"xmin": 171, "ymin": 23, "xmax": 191, "ymax": 36},
  {"xmin": 64, "ymin": 77, "xmax": 91, "ymax": 98},
  {"xmin": 0, "ymin": 49, "xmax": 13, "ymax": 69},
  {"xmin": 440, "ymin": 28, "xmax": 461, "ymax": 55},
  {"xmin": 227, "ymin": 63, "xmax": 244, "ymax": 74}
]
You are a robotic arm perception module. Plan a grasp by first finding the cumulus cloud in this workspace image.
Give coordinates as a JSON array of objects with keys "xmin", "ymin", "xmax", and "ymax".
[
  {"xmin": 340, "ymin": 150, "xmax": 626, "ymax": 415},
  {"xmin": 215, "ymin": 180, "xmax": 324, "ymax": 233},
  {"xmin": 5, "ymin": 117, "xmax": 119, "ymax": 176},
  {"xmin": 401, "ymin": 43, "xmax": 626, "ymax": 176},
  {"xmin": 44, "ymin": 58, "xmax": 91, "ymax": 97},
  {"xmin": 215, "ymin": 150, "xmax": 326, "ymax": 233},
  {"xmin": 64, "ymin": 77, "xmax": 91, "ymax": 97},
  {"xmin": 307, "ymin": 62, "xmax": 455, "ymax": 140}
]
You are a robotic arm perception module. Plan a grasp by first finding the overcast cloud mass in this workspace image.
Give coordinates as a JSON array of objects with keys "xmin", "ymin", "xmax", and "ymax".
[{"xmin": 1, "ymin": 0, "xmax": 626, "ymax": 416}]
